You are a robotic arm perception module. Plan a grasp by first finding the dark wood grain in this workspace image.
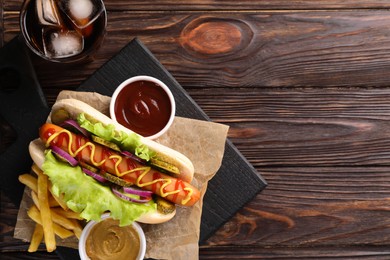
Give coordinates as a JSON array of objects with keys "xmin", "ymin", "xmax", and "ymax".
[
  {"xmin": 2, "ymin": 12, "xmax": 19, "ymax": 44},
  {"xmin": 199, "ymin": 246, "xmax": 390, "ymax": 259},
  {"xmin": 187, "ymin": 87, "xmax": 390, "ymax": 166},
  {"xmin": 96, "ymin": 0, "xmax": 390, "ymax": 10},
  {"xmin": 2, "ymin": 0, "xmax": 390, "ymax": 259},
  {"xmin": 1, "ymin": 192, "xmax": 58, "ymax": 260},
  {"xmin": 96, "ymin": 11, "xmax": 390, "ymax": 88},
  {"xmin": 4, "ymin": 10, "xmax": 390, "ymax": 91},
  {"xmin": 5, "ymin": 0, "xmax": 390, "ymax": 11},
  {"xmin": 205, "ymin": 167, "xmax": 389, "ymax": 247},
  {"xmin": 0, "ymin": 0, "xmax": 3, "ymax": 45}
]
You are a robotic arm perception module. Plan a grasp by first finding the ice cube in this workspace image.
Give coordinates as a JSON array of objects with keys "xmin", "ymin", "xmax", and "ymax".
[
  {"xmin": 43, "ymin": 29, "xmax": 84, "ymax": 58},
  {"xmin": 69, "ymin": 0, "xmax": 93, "ymax": 20},
  {"xmin": 36, "ymin": 0, "xmax": 62, "ymax": 27},
  {"xmin": 59, "ymin": 0, "xmax": 103, "ymax": 29}
]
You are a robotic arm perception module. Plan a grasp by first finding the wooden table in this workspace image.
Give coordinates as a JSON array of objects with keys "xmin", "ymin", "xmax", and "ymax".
[{"xmin": 1, "ymin": 0, "xmax": 390, "ymax": 259}]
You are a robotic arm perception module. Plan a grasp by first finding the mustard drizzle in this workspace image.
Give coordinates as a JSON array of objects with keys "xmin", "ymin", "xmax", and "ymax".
[{"xmin": 45, "ymin": 129, "xmax": 193, "ymax": 205}]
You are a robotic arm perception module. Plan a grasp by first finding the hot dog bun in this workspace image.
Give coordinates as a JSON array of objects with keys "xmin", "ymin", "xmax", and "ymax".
[
  {"xmin": 39, "ymin": 123, "xmax": 200, "ymax": 207},
  {"xmin": 51, "ymin": 98, "xmax": 194, "ymax": 183},
  {"xmin": 28, "ymin": 139, "xmax": 177, "ymax": 224}
]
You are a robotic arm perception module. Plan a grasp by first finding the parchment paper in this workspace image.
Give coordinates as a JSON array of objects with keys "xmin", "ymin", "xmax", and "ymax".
[{"xmin": 14, "ymin": 91, "xmax": 229, "ymax": 260}]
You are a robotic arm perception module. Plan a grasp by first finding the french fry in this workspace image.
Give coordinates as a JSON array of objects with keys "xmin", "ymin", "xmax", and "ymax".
[
  {"xmin": 72, "ymin": 220, "xmax": 83, "ymax": 239},
  {"xmin": 48, "ymin": 183, "xmax": 68, "ymax": 210},
  {"xmin": 52, "ymin": 224, "xmax": 74, "ymax": 239},
  {"xmin": 50, "ymin": 209, "xmax": 79, "ymax": 231},
  {"xmin": 31, "ymin": 163, "xmax": 43, "ymax": 176},
  {"xmin": 21, "ymin": 164, "xmax": 84, "ymax": 251},
  {"xmin": 31, "ymin": 191, "xmax": 60, "ymax": 208},
  {"xmin": 27, "ymin": 205, "xmax": 74, "ymax": 239},
  {"xmin": 18, "ymin": 174, "xmax": 38, "ymax": 193},
  {"xmin": 49, "ymin": 208, "xmax": 83, "ymax": 239},
  {"xmin": 31, "ymin": 164, "xmax": 68, "ymax": 210},
  {"xmin": 31, "ymin": 191, "xmax": 39, "ymax": 209},
  {"xmin": 37, "ymin": 173, "xmax": 56, "ymax": 252},
  {"xmin": 50, "ymin": 192, "xmax": 68, "ymax": 210},
  {"xmin": 28, "ymin": 223, "xmax": 44, "ymax": 253},
  {"xmin": 48, "ymin": 194, "xmax": 60, "ymax": 207},
  {"xmin": 51, "ymin": 207, "xmax": 82, "ymax": 220}
]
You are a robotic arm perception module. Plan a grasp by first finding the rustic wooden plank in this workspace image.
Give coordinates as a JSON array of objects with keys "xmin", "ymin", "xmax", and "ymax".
[
  {"xmin": 204, "ymin": 167, "xmax": 390, "ymax": 247},
  {"xmin": 5, "ymin": 0, "xmax": 390, "ymax": 11},
  {"xmin": 0, "ymin": 0, "xmax": 3, "ymax": 46},
  {"xmin": 188, "ymin": 87, "xmax": 390, "ymax": 166},
  {"xmin": 99, "ymin": 0, "xmax": 390, "ymax": 10},
  {"xmin": 4, "ymin": 11, "xmax": 390, "ymax": 89},
  {"xmin": 199, "ymin": 246, "xmax": 390, "ymax": 259},
  {"xmin": 113, "ymin": 11, "xmax": 390, "ymax": 88},
  {"xmin": 2, "ymin": 1, "xmax": 390, "ymax": 260},
  {"xmin": 2, "ymin": 247, "xmax": 389, "ymax": 260},
  {"xmin": 2, "ymin": 11, "xmax": 19, "ymax": 44},
  {"xmin": 2, "ymin": 253, "xmax": 58, "ymax": 260}
]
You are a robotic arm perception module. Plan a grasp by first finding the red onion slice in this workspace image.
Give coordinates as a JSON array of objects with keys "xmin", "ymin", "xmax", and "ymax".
[
  {"xmin": 82, "ymin": 168, "xmax": 107, "ymax": 183},
  {"xmin": 60, "ymin": 119, "xmax": 90, "ymax": 138},
  {"xmin": 50, "ymin": 146, "xmax": 78, "ymax": 167},
  {"xmin": 111, "ymin": 186, "xmax": 152, "ymax": 203},
  {"xmin": 123, "ymin": 186, "xmax": 153, "ymax": 197},
  {"xmin": 121, "ymin": 151, "xmax": 146, "ymax": 164}
]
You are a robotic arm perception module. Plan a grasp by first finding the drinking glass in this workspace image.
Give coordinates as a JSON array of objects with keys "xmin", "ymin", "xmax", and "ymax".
[{"xmin": 20, "ymin": 0, "xmax": 107, "ymax": 63}]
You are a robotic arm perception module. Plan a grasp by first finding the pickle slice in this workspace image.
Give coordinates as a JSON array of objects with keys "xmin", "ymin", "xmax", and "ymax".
[
  {"xmin": 51, "ymin": 109, "xmax": 70, "ymax": 125},
  {"xmin": 155, "ymin": 196, "xmax": 176, "ymax": 215},
  {"xmin": 103, "ymin": 172, "xmax": 133, "ymax": 187},
  {"xmin": 79, "ymin": 161, "xmax": 99, "ymax": 173},
  {"xmin": 91, "ymin": 135, "xmax": 121, "ymax": 152},
  {"xmin": 150, "ymin": 158, "xmax": 180, "ymax": 175}
]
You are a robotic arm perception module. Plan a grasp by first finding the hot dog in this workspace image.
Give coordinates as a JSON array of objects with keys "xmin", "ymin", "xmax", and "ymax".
[
  {"xmin": 51, "ymin": 98, "xmax": 195, "ymax": 183},
  {"xmin": 29, "ymin": 98, "xmax": 200, "ymax": 225},
  {"xmin": 39, "ymin": 123, "xmax": 199, "ymax": 207}
]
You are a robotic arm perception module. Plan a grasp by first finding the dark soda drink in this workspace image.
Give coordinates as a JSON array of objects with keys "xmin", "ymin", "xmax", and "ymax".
[{"xmin": 20, "ymin": 0, "xmax": 107, "ymax": 63}]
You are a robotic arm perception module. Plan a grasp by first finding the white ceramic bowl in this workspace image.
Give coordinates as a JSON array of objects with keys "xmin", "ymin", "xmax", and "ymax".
[
  {"xmin": 110, "ymin": 75, "xmax": 176, "ymax": 139},
  {"xmin": 79, "ymin": 214, "xmax": 146, "ymax": 260}
]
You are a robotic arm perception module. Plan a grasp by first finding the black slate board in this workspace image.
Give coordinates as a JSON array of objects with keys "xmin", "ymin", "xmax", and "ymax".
[
  {"xmin": 76, "ymin": 38, "xmax": 267, "ymax": 243},
  {"xmin": 0, "ymin": 36, "xmax": 50, "ymax": 205}
]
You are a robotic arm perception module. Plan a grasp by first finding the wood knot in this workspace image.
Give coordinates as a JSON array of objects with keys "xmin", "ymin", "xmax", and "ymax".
[{"xmin": 180, "ymin": 18, "xmax": 253, "ymax": 56}]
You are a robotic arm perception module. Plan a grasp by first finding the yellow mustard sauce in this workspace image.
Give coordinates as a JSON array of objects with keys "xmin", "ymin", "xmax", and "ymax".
[
  {"xmin": 46, "ymin": 129, "xmax": 193, "ymax": 205},
  {"xmin": 85, "ymin": 218, "xmax": 140, "ymax": 260}
]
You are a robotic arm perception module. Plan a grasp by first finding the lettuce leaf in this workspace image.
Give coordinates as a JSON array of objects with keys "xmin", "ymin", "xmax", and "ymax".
[
  {"xmin": 77, "ymin": 113, "xmax": 155, "ymax": 161},
  {"xmin": 42, "ymin": 151, "xmax": 156, "ymax": 226}
]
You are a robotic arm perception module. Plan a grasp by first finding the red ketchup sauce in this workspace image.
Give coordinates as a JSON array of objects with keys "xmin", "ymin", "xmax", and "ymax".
[{"xmin": 113, "ymin": 80, "xmax": 172, "ymax": 137}]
